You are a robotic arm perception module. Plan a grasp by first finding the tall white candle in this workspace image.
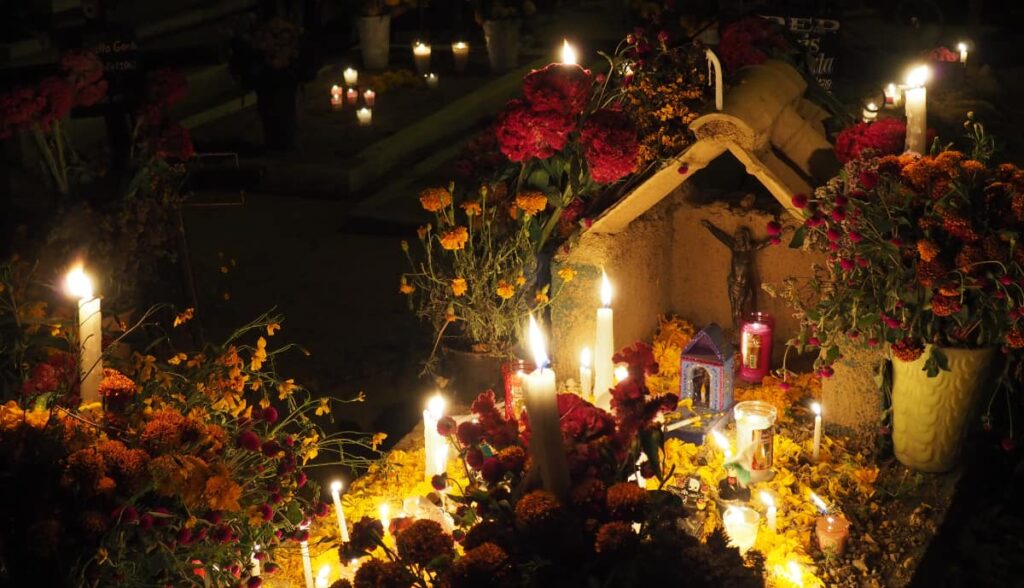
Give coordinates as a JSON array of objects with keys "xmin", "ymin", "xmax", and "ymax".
[
  {"xmin": 300, "ymin": 527, "xmax": 315, "ymax": 588},
  {"xmin": 250, "ymin": 545, "xmax": 261, "ymax": 576},
  {"xmin": 579, "ymin": 347, "xmax": 592, "ymax": 401},
  {"xmin": 343, "ymin": 67, "xmax": 359, "ymax": 86},
  {"xmin": 593, "ymin": 271, "xmax": 615, "ymax": 410},
  {"xmin": 812, "ymin": 402, "xmax": 823, "ymax": 461},
  {"xmin": 379, "ymin": 503, "xmax": 390, "ymax": 536},
  {"xmin": 957, "ymin": 42, "xmax": 968, "ymax": 65},
  {"xmin": 315, "ymin": 565, "xmax": 331, "ymax": 588},
  {"xmin": 65, "ymin": 265, "xmax": 102, "ymax": 403},
  {"xmin": 760, "ymin": 491, "xmax": 777, "ymax": 533},
  {"xmin": 522, "ymin": 315, "xmax": 570, "ymax": 498},
  {"xmin": 423, "ymin": 393, "xmax": 447, "ymax": 481},
  {"xmin": 413, "ymin": 42, "xmax": 432, "ymax": 75},
  {"xmin": 903, "ymin": 64, "xmax": 930, "ymax": 155},
  {"xmin": 330, "ymin": 480, "xmax": 350, "ymax": 542},
  {"xmin": 705, "ymin": 48, "xmax": 724, "ymax": 111}
]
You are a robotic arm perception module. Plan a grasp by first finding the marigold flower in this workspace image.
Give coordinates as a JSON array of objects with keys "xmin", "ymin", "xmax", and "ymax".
[
  {"xmin": 451, "ymin": 542, "xmax": 510, "ymax": 585},
  {"xmin": 515, "ymin": 191, "xmax": 548, "ymax": 216},
  {"xmin": 204, "ymin": 474, "xmax": 242, "ymax": 512},
  {"xmin": 395, "ymin": 519, "xmax": 454, "ymax": 566},
  {"xmin": 419, "ymin": 187, "xmax": 452, "ymax": 212},
  {"xmin": 595, "ymin": 521, "xmax": 638, "ymax": 554},
  {"xmin": 451, "ymin": 278, "xmax": 468, "ymax": 297},
  {"xmin": 916, "ymin": 239, "xmax": 940, "ymax": 262},
  {"xmin": 892, "ymin": 338, "xmax": 925, "ymax": 362},
  {"xmin": 931, "ymin": 293, "xmax": 962, "ymax": 317},
  {"xmin": 606, "ymin": 482, "xmax": 648, "ymax": 521},
  {"xmin": 461, "ymin": 201, "xmax": 482, "ymax": 216},
  {"xmin": 399, "ymin": 277, "xmax": 415, "ymax": 295},
  {"xmin": 353, "ymin": 558, "xmax": 412, "ymax": 588},
  {"xmin": 496, "ymin": 280, "xmax": 515, "ymax": 300},
  {"xmin": 439, "ymin": 226, "xmax": 469, "ymax": 250},
  {"xmin": 535, "ymin": 291, "xmax": 550, "ymax": 304},
  {"xmin": 557, "ymin": 266, "xmax": 576, "ymax": 282},
  {"xmin": 514, "ymin": 490, "xmax": 562, "ymax": 531}
]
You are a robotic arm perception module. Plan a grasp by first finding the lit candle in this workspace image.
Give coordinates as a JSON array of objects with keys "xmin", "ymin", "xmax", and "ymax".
[
  {"xmin": 452, "ymin": 41, "xmax": 469, "ymax": 73},
  {"xmin": 903, "ymin": 64, "xmax": 930, "ymax": 155},
  {"xmin": 357, "ymin": 107, "xmax": 372, "ymax": 127},
  {"xmin": 560, "ymin": 39, "xmax": 577, "ymax": 65},
  {"xmin": 363, "ymin": 89, "xmax": 376, "ymax": 107},
  {"xmin": 346, "ymin": 87, "xmax": 359, "ymax": 106},
  {"xmin": 522, "ymin": 315, "xmax": 570, "ymax": 498},
  {"xmin": 739, "ymin": 312, "xmax": 773, "ymax": 383},
  {"xmin": 423, "ymin": 393, "xmax": 447, "ymax": 481},
  {"xmin": 816, "ymin": 514, "xmax": 851, "ymax": 555},
  {"xmin": 593, "ymin": 271, "xmax": 615, "ymax": 410},
  {"xmin": 722, "ymin": 505, "xmax": 760, "ymax": 555},
  {"xmin": 705, "ymin": 49, "xmax": 724, "ymax": 111},
  {"xmin": 331, "ymin": 85, "xmax": 343, "ymax": 111},
  {"xmin": 760, "ymin": 491, "xmax": 777, "ymax": 533},
  {"xmin": 379, "ymin": 503, "xmax": 390, "ymax": 536},
  {"xmin": 315, "ymin": 565, "xmax": 331, "ymax": 588},
  {"xmin": 862, "ymin": 101, "xmax": 878, "ymax": 123},
  {"xmin": 811, "ymin": 402, "xmax": 823, "ymax": 461},
  {"xmin": 711, "ymin": 429, "xmax": 732, "ymax": 462},
  {"xmin": 300, "ymin": 525, "xmax": 314, "ymax": 588},
  {"xmin": 250, "ymin": 545, "xmax": 261, "ymax": 576},
  {"xmin": 809, "ymin": 491, "xmax": 829, "ymax": 514},
  {"xmin": 613, "ymin": 364, "xmax": 629, "ymax": 384},
  {"xmin": 330, "ymin": 480, "xmax": 350, "ymax": 543},
  {"xmin": 413, "ymin": 42, "xmax": 432, "ymax": 75},
  {"xmin": 733, "ymin": 400, "xmax": 777, "ymax": 482},
  {"xmin": 579, "ymin": 347, "xmax": 592, "ymax": 401},
  {"xmin": 425, "ymin": 73, "xmax": 439, "ymax": 89},
  {"xmin": 65, "ymin": 264, "xmax": 102, "ymax": 403},
  {"xmin": 957, "ymin": 42, "xmax": 968, "ymax": 65},
  {"xmin": 343, "ymin": 67, "xmax": 359, "ymax": 86},
  {"xmin": 884, "ymin": 82, "xmax": 902, "ymax": 108}
]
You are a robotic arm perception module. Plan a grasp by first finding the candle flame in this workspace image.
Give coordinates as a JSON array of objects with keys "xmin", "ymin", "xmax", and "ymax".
[
  {"xmin": 426, "ymin": 393, "xmax": 446, "ymax": 420},
  {"xmin": 809, "ymin": 491, "xmax": 829, "ymax": 513},
  {"xmin": 379, "ymin": 503, "xmax": 390, "ymax": 531},
  {"xmin": 527, "ymin": 314, "xmax": 549, "ymax": 369},
  {"xmin": 866, "ymin": 101, "xmax": 877, "ymax": 111},
  {"xmin": 453, "ymin": 41, "xmax": 468, "ymax": 49},
  {"xmin": 957, "ymin": 42, "xmax": 968, "ymax": 52},
  {"xmin": 64, "ymin": 264, "xmax": 94, "ymax": 300},
  {"xmin": 905, "ymin": 64, "xmax": 930, "ymax": 88},
  {"xmin": 344, "ymin": 67, "xmax": 357, "ymax": 76},
  {"xmin": 811, "ymin": 402, "xmax": 821, "ymax": 416},
  {"xmin": 886, "ymin": 82, "xmax": 897, "ymax": 94},
  {"xmin": 786, "ymin": 560, "xmax": 804, "ymax": 587},
  {"xmin": 711, "ymin": 430, "xmax": 730, "ymax": 453},
  {"xmin": 760, "ymin": 491, "xmax": 775, "ymax": 509},
  {"xmin": 580, "ymin": 347, "xmax": 592, "ymax": 368},
  {"xmin": 614, "ymin": 364, "xmax": 629, "ymax": 383},
  {"xmin": 561, "ymin": 39, "xmax": 577, "ymax": 65},
  {"xmin": 600, "ymin": 270, "xmax": 612, "ymax": 307},
  {"xmin": 318, "ymin": 565, "xmax": 331, "ymax": 580},
  {"xmin": 413, "ymin": 41, "xmax": 430, "ymax": 53},
  {"xmin": 330, "ymin": 479, "xmax": 343, "ymax": 493}
]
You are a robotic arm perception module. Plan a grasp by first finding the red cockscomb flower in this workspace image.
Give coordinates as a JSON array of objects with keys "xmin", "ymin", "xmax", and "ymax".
[
  {"xmin": 495, "ymin": 99, "xmax": 575, "ymax": 162},
  {"xmin": 580, "ymin": 109, "xmax": 639, "ymax": 183},
  {"xmin": 834, "ymin": 118, "xmax": 907, "ymax": 163},
  {"xmin": 522, "ymin": 63, "xmax": 594, "ymax": 115}
]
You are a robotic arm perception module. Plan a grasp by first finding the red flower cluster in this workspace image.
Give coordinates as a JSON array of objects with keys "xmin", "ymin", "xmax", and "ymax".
[
  {"xmin": 925, "ymin": 46, "xmax": 959, "ymax": 63},
  {"xmin": 495, "ymin": 98, "xmax": 575, "ymax": 162},
  {"xmin": 61, "ymin": 51, "xmax": 108, "ymax": 108},
  {"xmin": 581, "ymin": 109, "xmax": 639, "ymax": 184},
  {"xmin": 0, "ymin": 51, "xmax": 107, "ymax": 138},
  {"xmin": 20, "ymin": 352, "xmax": 78, "ymax": 400},
  {"xmin": 145, "ymin": 68, "xmax": 189, "ymax": 113},
  {"xmin": 470, "ymin": 390, "xmax": 519, "ymax": 447},
  {"xmin": 834, "ymin": 118, "xmax": 907, "ymax": 163},
  {"xmin": 153, "ymin": 123, "xmax": 196, "ymax": 161},
  {"xmin": 718, "ymin": 17, "xmax": 789, "ymax": 72},
  {"xmin": 522, "ymin": 63, "xmax": 593, "ymax": 115},
  {"xmin": 609, "ymin": 342, "xmax": 677, "ymax": 440}
]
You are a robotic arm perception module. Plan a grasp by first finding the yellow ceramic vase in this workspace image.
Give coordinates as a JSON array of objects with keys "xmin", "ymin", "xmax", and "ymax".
[{"xmin": 892, "ymin": 346, "xmax": 995, "ymax": 473}]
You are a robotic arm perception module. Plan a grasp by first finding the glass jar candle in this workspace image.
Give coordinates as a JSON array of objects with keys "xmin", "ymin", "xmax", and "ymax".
[
  {"xmin": 722, "ymin": 505, "xmax": 760, "ymax": 554},
  {"xmin": 815, "ymin": 514, "xmax": 851, "ymax": 554},
  {"xmin": 502, "ymin": 359, "xmax": 533, "ymax": 420},
  {"xmin": 739, "ymin": 312, "xmax": 774, "ymax": 383},
  {"xmin": 734, "ymin": 400, "xmax": 777, "ymax": 482}
]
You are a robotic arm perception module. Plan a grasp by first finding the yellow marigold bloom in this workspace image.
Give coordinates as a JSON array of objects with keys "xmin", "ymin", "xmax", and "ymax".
[
  {"xmin": 204, "ymin": 474, "xmax": 242, "ymax": 512},
  {"xmin": 440, "ymin": 226, "xmax": 469, "ymax": 250},
  {"xmin": 515, "ymin": 191, "xmax": 548, "ymax": 216},
  {"xmin": 316, "ymin": 397, "xmax": 331, "ymax": 416},
  {"xmin": 371, "ymin": 432, "xmax": 388, "ymax": 450},
  {"xmin": 400, "ymin": 277, "xmax": 416, "ymax": 295},
  {"xmin": 417, "ymin": 224, "xmax": 432, "ymax": 239},
  {"xmin": 250, "ymin": 337, "xmax": 268, "ymax": 371},
  {"xmin": 173, "ymin": 307, "xmax": 194, "ymax": 327},
  {"xmin": 267, "ymin": 322, "xmax": 281, "ymax": 336},
  {"xmin": 535, "ymin": 291, "xmax": 550, "ymax": 304},
  {"xmin": 557, "ymin": 267, "xmax": 576, "ymax": 282},
  {"xmin": 0, "ymin": 401, "xmax": 24, "ymax": 431},
  {"xmin": 917, "ymin": 239, "xmax": 939, "ymax": 262},
  {"xmin": 445, "ymin": 303, "xmax": 457, "ymax": 323},
  {"xmin": 496, "ymin": 280, "xmax": 515, "ymax": 300},
  {"xmin": 515, "ymin": 274, "xmax": 526, "ymax": 286},
  {"xmin": 419, "ymin": 187, "xmax": 452, "ymax": 212},
  {"xmin": 461, "ymin": 201, "xmax": 482, "ymax": 216},
  {"xmin": 451, "ymin": 278, "xmax": 468, "ymax": 297},
  {"xmin": 960, "ymin": 159, "xmax": 986, "ymax": 175},
  {"xmin": 277, "ymin": 378, "xmax": 297, "ymax": 400},
  {"xmin": 168, "ymin": 353, "xmax": 187, "ymax": 366}
]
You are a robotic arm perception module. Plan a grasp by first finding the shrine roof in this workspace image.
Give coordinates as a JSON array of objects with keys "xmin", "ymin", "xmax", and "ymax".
[{"xmin": 681, "ymin": 323, "xmax": 732, "ymax": 363}]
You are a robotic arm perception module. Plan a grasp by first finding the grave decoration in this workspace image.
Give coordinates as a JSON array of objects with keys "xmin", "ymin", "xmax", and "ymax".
[{"xmin": 679, "ymin": 324, "xmax": 734, "ymax": 413}]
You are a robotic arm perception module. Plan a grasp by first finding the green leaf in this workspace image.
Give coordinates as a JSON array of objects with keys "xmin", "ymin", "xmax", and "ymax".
[
  {"xmin": 788, "ymin": 226, "xmax": 807, "ymax": 248},
  {"xmin": 526, "ymin": 168, "xmax": 551, "ymax": 190},
  {"xmin": 931, "ymin": 347, "xmax": 950, "ymax": 372},
  {"xmin": 640, "ymin": 428, "xmax": 663, "ymax": 480}
]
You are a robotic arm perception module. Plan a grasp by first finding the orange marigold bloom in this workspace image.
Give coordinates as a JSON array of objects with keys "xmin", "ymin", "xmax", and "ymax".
[
  {"xmin": 892, "ymin": 338, "xmax": 924, "ymax": 362},
  {"xmin": 606, "ymin": 482, "xmax": 647, "ymax": 521},
  {"xmin": 557, "ymin": 267, "xmax": 576, "ymax": 282},
  {"xmin": 960, "ymin": 159, "xmax": 986, "ymax": 175},
  {"xmin": 515, "ymin": 191, "xmax": 548, "ymax": 216},
  {"xmin": 204, "ymin": 473, "xmax": 242, "ymax": 512},
  {"xmin": 934, "ymin": 150, "xmax": 964, "ymax": 175},
  {"xmin": 595, "ymin": 521, "xmax": 639, "ymax": 554},
  {"xmin": 140, "ymin": 408, "xmax": 189, "ymax": 453},
  {"xmin": 396, "ymin": 519, "xmax": 454, "ymax": 566},
  {"xmin": 461, "ymin": 201, "xmax": 482, "ymax": 216},
  {"xmin": 496, "ymin": 280, "xmax": 515, "ymax": 300},
  {"xmin": 419, "ymin": 187, "xmax": 452, "ymax": 212},
  {"xmin": 399, "ymin": 277, "xmax": 415, "ymax": 295},
  {"xmin": 451, "ymin": 278, "xmax": 468, "ymax": 296},
  {"xmin": 439, "ymin": 226, "xmax": 469, "ymax": 250},
  {"xmin": 514, "ymin": 490, "xmax": 562, "ymax": 530},
  {"xmin": 451, "ymin": 542, "xmax": 510, "ymax": 585},
  {"xmin": 535, "ymin": 291, "xmax": 549, "ymax": 304},
  {"xmin": 916, "ymin": 239, "xmax": 939, "ymax": 262}
]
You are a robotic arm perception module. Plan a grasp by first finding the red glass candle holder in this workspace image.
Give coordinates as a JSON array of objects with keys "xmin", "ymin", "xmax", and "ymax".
[
  {"xmin": 502, "ymin": 359, "xmax": 533, "ymax": 421},
  {"xmin": 739, "ymin": 312, "xmax": 774, "ymax": 383}
]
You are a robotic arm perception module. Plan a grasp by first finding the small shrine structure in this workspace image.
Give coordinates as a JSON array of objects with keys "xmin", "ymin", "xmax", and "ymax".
[{"xmin": 680, "ymin": 324, "xmax": 734, "ymax": 412}]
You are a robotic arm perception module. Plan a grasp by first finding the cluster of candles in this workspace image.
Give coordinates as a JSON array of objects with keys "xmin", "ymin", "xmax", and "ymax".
[
  {"xmin": 330, "ymin": 68, "xmax": 375, "ymax": 126},
  {"xmin": 413, "ymin": 40, "xmax": 471, "ymax": 79}
]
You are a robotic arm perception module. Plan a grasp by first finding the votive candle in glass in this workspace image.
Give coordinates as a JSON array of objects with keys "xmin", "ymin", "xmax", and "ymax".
[
  {"xmin": 816, "ymin": 514, "xmax": 851, "ymax": 554},
  {"xmin": 331, "ymin": 85, "xmax": 343, "ymax": 110},
  {"xmin": 862, "ymin": 101, "xmax": 879, "ymax": 123},
  {"xmin": 346, "ymin": 87, "xmax": 359, "ymax": 106},
  {"xmin": 425, "ymin": 73, "xmax": 439, "ymax": 89},
  {"xmin": 413, "ymin": 41, "xmax": 432, "ymax": 75},
  {"xmin": 723, "ymin": 505, "xmax": 760, "ymax": 555},
  {"xmin": 734, "ymin": 400, "xmax": 777, "ymax": 482},
  {"xmin": 343, "ymin": 67, "xmax": 358, "ymax": 86},
  {"xmin": 739, "ymin": 312, "xmax": 774, "ymax": 383},
  {"xmin": 356, "ymin": 107, "xmax": 372, "ymax": 126},
  {"xmin": 363, "ymin": 89, "xmax": 376, "ymax": 107},
  {"xmin": 452, "ymin": 41, "xmax": 469, "ymax": 73}
]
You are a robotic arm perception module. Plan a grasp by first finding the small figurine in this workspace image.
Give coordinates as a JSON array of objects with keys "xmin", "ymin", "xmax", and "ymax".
[{"xmin": 717, "ymin": 463, "xmax": 751, "ymax": 502}]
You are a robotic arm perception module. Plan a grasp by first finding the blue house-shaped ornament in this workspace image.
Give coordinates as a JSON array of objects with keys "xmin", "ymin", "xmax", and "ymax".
[{"xmin": 680, "ymin": 323, "xmax": 734, "ymax": 413}]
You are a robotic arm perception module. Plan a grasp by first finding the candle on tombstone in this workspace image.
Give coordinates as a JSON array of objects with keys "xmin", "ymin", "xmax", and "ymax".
[
  {"xmin": 300, "ymin": 525, "xmax": 315, "ymax": 588},
  {"xmin": 343, "ymin": 67, "xmax": 359, "ymax": 86},
  {"xmin": 522, "ymin": 315, "xmax": 570, "ymax": 498},
  {"xmin": 423, "ymin": 393, "xmax": 447, "ymax": 481},
  {"xmin": 413, "ymin": 42, "xmax": 432, "ymax": 75},
  {"xmin": 593, "ymin": 271, "xmax": 615, "ymax": 410},
  {"xmin": 363, "ymin": 89, "xmax": 376, "ymax": 107},
  {"xmin": 903, "ymin": 64, "xmax": 930, "ymax": 155},
  {"xmin": 330, "ymin": 480, "xmax": 350, "ymax": 543},
  {"xmin": 811, "ymin": 402, "xmax": 823, "ymax": 461},
  {"xmin": 425, "ymin": 73, "xmax": 439, "ymax": 89},
  {"xmin": 722, "ymin": 505, "xmax": 760, "ymax": 554},
  {"xmin": 760, "ymin": 491, "xmax": 777, "ymax": 533},
  {"xmin": 346, "ymin": 87, "xmax": 359, "ymax": 106},
  {"xmin": 862, "ymin": 101, "xmax": 879, "ymax": 123},
  {"xmin": 331, "ymin": 85, "xmax": 344, "ymax": 110},
  {"xmin": 957, "ymin": 42, "xmax": 968, "ymax": 65},
  {"xmin": 452, "ymin": 41, "xmax": 469, "ymax": 73},
  {"xmin": 357, "ymin": 108, "xmax": 372, "ymax": 127},
  {"xmin": 579, "ymin": 347, "xmax": 593, "ymax": 401},
  {"xmin": 316, "ymin": 565, "xmax": 332, "ymax": 588},
  {"xmin": 739, "ymin": 312, "xmax": 773, "ymax": 383},
  {"xmin": 734, "ymin": 400, "xmax": 777, "ymax": 482},
  {"xmin": 65, "ymin": 265, "xmax": 102, "ymax": 403},
  {"xmin": 379, "ymin": 503, "xmax": 391, "ymax": 536},
  {"xmin": 705, "ymin": 49, "xmax": 724, "ymax": 111},
  {"xmin": 884, "ymin": 83, "xmax": 902, "ymax": 108}
]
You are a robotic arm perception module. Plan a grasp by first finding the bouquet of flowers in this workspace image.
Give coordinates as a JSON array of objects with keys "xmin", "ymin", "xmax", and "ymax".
[
  {"xmin": 833, "ymin": 118, "xmax": 908, "ymax": 164},
  {"xmin": 718, "ymin": 16, "xmax": 790, "ymax": 73}
]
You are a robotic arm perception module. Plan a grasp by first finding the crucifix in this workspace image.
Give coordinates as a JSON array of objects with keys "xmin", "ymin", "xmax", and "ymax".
[{"xmin": 700, "ymin": 220, "xmax": 772, "ymax": 332}]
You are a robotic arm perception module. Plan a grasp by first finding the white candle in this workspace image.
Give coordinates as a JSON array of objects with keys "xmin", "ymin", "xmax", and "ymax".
[
  {"xmin": 413, "ymin": 42, "xmax": 432, "ymax": 75},
  {"xmin": 711, "ymin": 429, "xmax": 732, "ymax": 462},
  {"xmin": 705, "ymin": 49, "xmax": 724, "ymax": 111},
  {"xmin": 331, "ymin": 84, "xmax": 343, "ymax": 98},
  {"xmin": 423, "ymin": 393, "xmax": 447, "ymax": 481},
  {"xmin": 343, "ymin": 67, "xmax": 358, "ymax": 86},
  {"xmin": 315, "ymin": 565, "xmax": 331, "ymax": 588},
  {"xmin": 613, "ymin": 364, "xmax": 629, "ymax": 384},
  {"xmin": 579, "ymin": 347, "xmax": 592, "ymax": 401},
  {"xmin": 425, "ymin": 73, "xmax": 439, "ymax": 89},
  {"xmin": 346, "ymin": 87, "xmax": 359, "ymax": 106},
  {"xmin": 903, "ymin": 64, "xmax": 930, "ymax": 155},
  {"xmin": 593, "ymin": 271, "xmax": 615, "ymax": 410},
  {"xmin": 363, "ymin": 89, "xmax": 376, "ymax": 107},
  {"xmin": 957, "ymin": 42, "xmax": 968, "ymax": 65},
  {"xmin": 65, "ymin": 265, "xmax": 102, "ymax": 404},
  {"xmin": 884, "ymin": 83, "xmax": 902, "ymax": 108},
  {"xmin": 357, "ymin": 107, "xmax": 372, "ymax": 127},
  {"xmin": 560, "ymin": 39, "xmax": 577, "ymax": 65},
  {"xmin": 250, "ymin": 545, "xmax": 261, "ymax": 576},
  {"xmin": 760, "ymin": 491, "xmax": 777, "ymax": 533},
  {"xmin": 300, "ymin": 527, "xmax": 315, "ymax": 588},
  {"xmin": 330, "ymin": 480, "xmax": 350, "ymax": 543},
  {"xmin": 812, "ymin": 402, "xmax": 823, "ymax": 461},
  {"xmin": 379, "ymin": 503, "xmax": 390, "ymax": 536},
  {"xmin": 809, "ymin": 491, "xmax": 829, "ymax": 514},
  {"xmin": 722, "ymin": 505, "xmax": 760, "ymax": 554},
  {"xmin": 522, "ymin": 315, "xmax": 570, "ymax": 498},
  {"xmin": 452, "ymin": 41, "xmax": 469, "ymax": 73},
  {"xmin": 862, "ymin": 101, "xmax": 878, "ymax": 123}
]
